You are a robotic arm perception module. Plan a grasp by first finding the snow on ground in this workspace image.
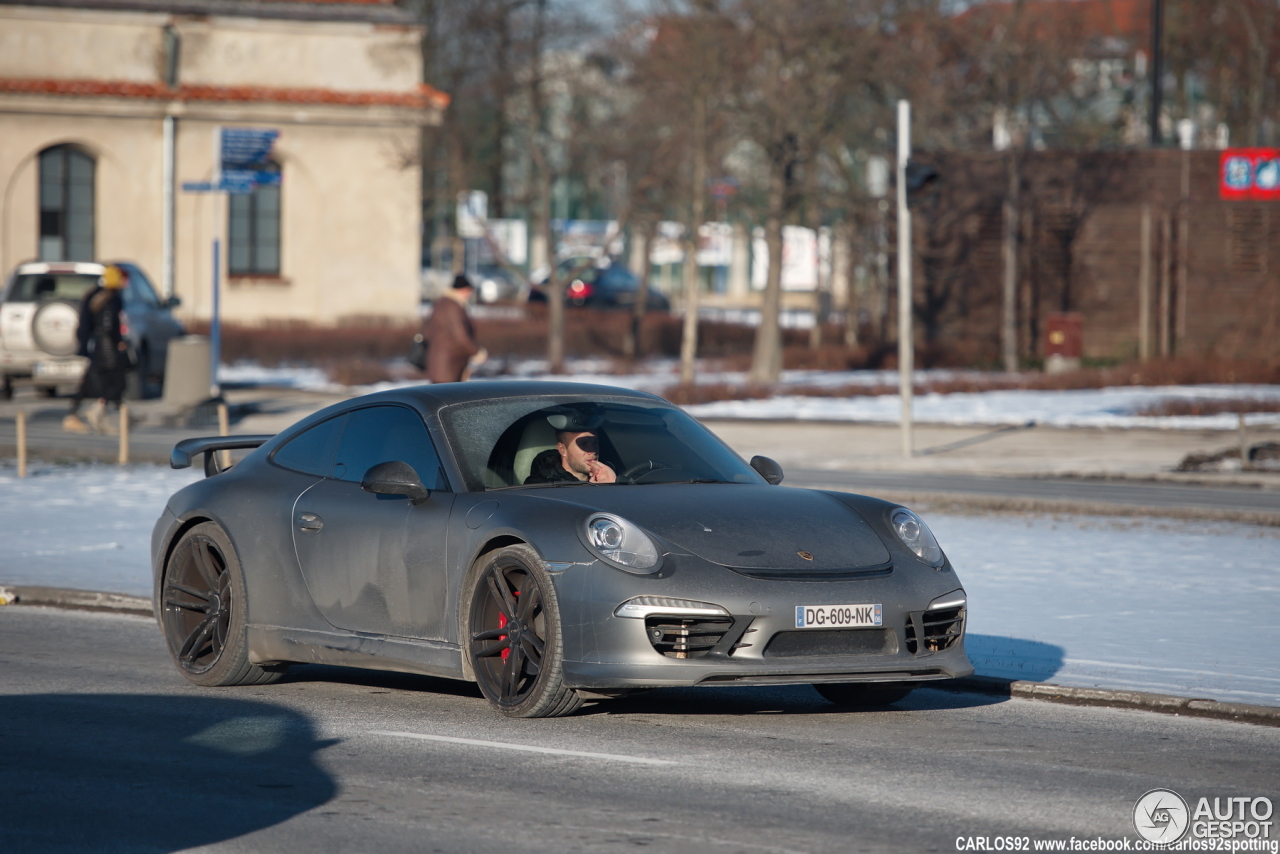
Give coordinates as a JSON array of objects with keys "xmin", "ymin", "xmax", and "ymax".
[
  {"xmin": 220, "ymin": 359, "xmax": 1280, "ymax": 430},
  {"xmin": 0, "ymin": 461, "xmax": 1276, "ymax": 707}
]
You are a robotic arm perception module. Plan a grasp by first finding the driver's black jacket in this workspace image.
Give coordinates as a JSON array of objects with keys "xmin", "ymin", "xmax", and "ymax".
[{"xmin": 524, "ymin": 449, "xmax": 581, "ymax": 484}]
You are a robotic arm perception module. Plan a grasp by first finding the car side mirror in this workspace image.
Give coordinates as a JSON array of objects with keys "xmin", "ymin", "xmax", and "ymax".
[
  {"xmin": 166, "ymin": 295, "xmax": 181, "ymax": 308},
  {"xmin": 750, "ymin": 455, "xmax": 784, "ymax": 485},
  {"xmin": 361, "ymin": 460, "xmax": 429, "ymax": 504}
]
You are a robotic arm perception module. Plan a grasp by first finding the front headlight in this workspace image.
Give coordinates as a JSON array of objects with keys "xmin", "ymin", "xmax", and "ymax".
[
  {"xmin": 889, "ymin": 507, "xmax": 944, "ymax": 567},
  {"xmin": 583, "ymin": 513, "xmax": 661, "ymax": 572}
]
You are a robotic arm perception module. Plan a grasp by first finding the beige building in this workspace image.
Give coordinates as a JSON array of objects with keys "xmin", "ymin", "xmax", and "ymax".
[{"xmin": 0, "ymin": 0, "xmax": 444, "ymax": 325}]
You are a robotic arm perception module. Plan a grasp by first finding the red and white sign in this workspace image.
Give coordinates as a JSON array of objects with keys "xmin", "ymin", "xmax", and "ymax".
[{"xmin": 1220, "ymin": 148, "xmax": 1280, "ymax": 201}]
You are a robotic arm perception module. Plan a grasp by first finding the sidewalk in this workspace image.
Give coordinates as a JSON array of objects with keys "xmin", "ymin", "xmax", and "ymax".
[{"xmin": 704, "ymin": 419, "xmax": 1280, "ymax": 487}]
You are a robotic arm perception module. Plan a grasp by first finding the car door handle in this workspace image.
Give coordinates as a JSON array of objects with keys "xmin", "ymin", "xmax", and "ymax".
[{"xmin": 297, "ymin": 512, "xmax": 323, "ymax": 534}]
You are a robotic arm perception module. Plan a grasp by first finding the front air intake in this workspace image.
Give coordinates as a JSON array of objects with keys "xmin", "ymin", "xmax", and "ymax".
[
  {"xmin": 905, "ymin": 607, "xmax": 965, "ymax": 654},
  {"xmin": 644, "ymin": 616, "xmax": 737, "ymax": 659}
]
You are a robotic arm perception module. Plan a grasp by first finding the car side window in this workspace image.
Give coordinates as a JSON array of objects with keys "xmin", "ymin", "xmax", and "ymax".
[
  {"xmin": 271, "ymin": 414, "xmax": 345, "ymax": 477},
  {"xmin": 123, "ymin": 269, "xmax": 160, "ymax": 308},
  {"xmin": 333, "ymin": 405, "xmax": 445, "ymax": 490}
]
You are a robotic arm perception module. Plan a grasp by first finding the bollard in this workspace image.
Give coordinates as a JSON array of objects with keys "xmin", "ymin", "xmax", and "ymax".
[
  {"xmin": 217, "ymin": 401, "xmax": 231, "ymax": 470},
  {"xmin": 16, "ymin": 409, "xmax": 27, "ymax": 478},
  {"xmin": 118, "ymin": 403, "xmax": 129, "ymax": 465},
  {"xmin": 1239, "ymin": 412, "xmax": 1251, "ymax": 471}
]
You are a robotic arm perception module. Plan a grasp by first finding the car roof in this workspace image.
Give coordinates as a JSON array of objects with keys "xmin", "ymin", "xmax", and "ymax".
[
  {"xmin": 350, "ymin": 379, "xmax": 667, "ymax": 412},
  {"xmin": 14, "ymin": 261, "xmax": 105, "ymax": 275}
]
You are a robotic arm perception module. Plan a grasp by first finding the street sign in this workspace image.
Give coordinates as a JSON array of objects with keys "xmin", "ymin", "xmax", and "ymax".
[
  {"xmin": 212, "ymin": 127, "xmax": 280, "ymax": 192},
  {"xmin": 456, "ymin": 190, "xmax": 487, "ymax": 238},
  {"xmin": 220, "ymin": 127, "xmax": 279, "ymax": 169},
  {"xmin": 1220, "ymin": 148, "xmax": 1280, "ymax": 201},
  {"xmin": 181, "ymin": 181, "xmax": 255, "ymax": 195}
]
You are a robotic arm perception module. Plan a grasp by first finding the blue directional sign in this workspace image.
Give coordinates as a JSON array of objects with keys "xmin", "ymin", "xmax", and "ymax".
[
  {"xmin": 182, "ymin": 128, "xmax": 281, "ymax": 194},
  {"xmin": 220, "ymin": 127, "xmax": 279, "ymax": 170}
]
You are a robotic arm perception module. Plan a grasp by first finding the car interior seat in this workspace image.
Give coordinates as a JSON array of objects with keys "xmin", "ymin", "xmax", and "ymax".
[{"xmin": 512, "ymin": 418, "xmax": 557, "ymax": 484}]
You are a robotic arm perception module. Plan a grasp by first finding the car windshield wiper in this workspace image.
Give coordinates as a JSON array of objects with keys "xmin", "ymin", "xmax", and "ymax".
[{"xmin": 681, "ymin": 479, "xmax": 736, "ymax": 484}]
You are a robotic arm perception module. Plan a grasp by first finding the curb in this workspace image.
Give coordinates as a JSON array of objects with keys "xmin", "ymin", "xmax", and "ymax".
[
  {"xmin": 2, "ymin": 586, "xmax": 1277, "ymax": 727},
  {"xmin": 0, "ymin": 585, "xmax": 152, "ymax": 617},
  {"xmin": 950, "ymin": 676, "xmax": 1280, "ymax": 728}
]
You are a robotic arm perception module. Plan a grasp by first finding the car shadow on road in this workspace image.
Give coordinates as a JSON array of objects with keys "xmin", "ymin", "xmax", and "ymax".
[
  {"xmin": 962, "ymin": 633, "xmax": 1066, "ymax": 683},
  {"xmin": 578, "ymin": 682, "xmax": 1007, "ymax": 717},
  {"xmin": 275, "ymin": 663, "xmax": 487, "ymax": 699},
  {"xmin": 577, "ymin": 634, "xmax": 1066, "ymax": 718},
  {"xmin": 0, "ymin": 693, "xmax": 338, "ymax": 853}
]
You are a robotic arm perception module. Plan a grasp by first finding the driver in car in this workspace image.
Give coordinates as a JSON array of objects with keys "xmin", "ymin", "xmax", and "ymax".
[{"xmin": 524, "ymin": 409, "xmax": 617, "ymax": 484}]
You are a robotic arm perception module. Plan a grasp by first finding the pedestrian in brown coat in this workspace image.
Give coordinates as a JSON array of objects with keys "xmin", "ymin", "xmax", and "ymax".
[{"xmin": 422, "ymin": 274, "xmax": 487, "ymax": 383}]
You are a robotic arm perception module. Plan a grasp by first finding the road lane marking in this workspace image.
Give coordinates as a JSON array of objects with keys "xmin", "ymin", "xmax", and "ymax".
[{"xmin": 369, "ymin": 730, "xmax": 677, "ymax": 766}]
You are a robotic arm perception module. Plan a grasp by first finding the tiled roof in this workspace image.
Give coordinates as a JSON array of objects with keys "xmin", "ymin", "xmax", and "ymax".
[{"xmin": 0, "ymin": 78, "xmax": 450, "ymax": 109}]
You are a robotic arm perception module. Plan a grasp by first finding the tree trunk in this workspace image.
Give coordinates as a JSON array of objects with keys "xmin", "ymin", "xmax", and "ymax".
[
  {"xmin": 679, "ymin": 95, "xmax": 707, "ymax": 386},
  {"xmin": 750, "ymin": 156, "xmax": 786, "ymax": 384},
  {"xmin": 626, "ymin": 222, "xmax": 652, "ymax": 360}
]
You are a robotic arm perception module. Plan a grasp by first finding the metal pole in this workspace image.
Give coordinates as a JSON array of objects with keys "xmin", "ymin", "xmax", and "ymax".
[
  {"xmin": 16, "ymin": 409, "xmax": 26, "ymax": 478},
  {"xmin": 117, "ymin": 403, "xmax": 129, "ymax": 465},
  {"xmin": 211, "ymin": 238, "xmax": 221, "ymax": 398},
  {"xmin": 897, "ymin": 100, "xmax": 914, "ymax": 459},
  {"xmin": 217, "ymin": 401, "xmax": 231, "ymax": 470},
  {"xmin": 1139, "ymin": 204, "xmax": 1152, "ymax": 360},
  {"xmin": 163, "ymin": 115, "xmax": 176, "ymax": 299},
  {"xmin": 1002, "ymin": 154, "xmax": 1019, "ymax": 373}
]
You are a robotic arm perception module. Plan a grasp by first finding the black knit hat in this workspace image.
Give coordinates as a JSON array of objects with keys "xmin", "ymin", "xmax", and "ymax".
[{"xmin": 452, "ymin": 274, "xmax": 473, "ymax": 290}]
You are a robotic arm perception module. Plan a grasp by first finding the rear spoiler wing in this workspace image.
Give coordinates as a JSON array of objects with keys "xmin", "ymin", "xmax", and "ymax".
[{"xmin": 171, "ymin": 435, "xmax": 274, "ymax": 477}]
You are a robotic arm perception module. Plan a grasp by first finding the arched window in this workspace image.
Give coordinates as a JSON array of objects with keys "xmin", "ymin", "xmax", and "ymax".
[
  {"xmin": 38, "ymin": 145, "xmax": 95, "ymax": 261},
  {"xmin": 228, "ymin": 162, "xmax": 281, "ymax": 276}
]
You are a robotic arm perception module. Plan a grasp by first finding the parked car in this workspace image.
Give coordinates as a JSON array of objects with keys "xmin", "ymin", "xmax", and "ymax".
[
  {"xmin": 529, "ymin": 259, "xmax": 670, "ymax": 311},
  {"xmin": 472, "ymin": 265, "xmax": 528, "ymax": 305},
  {"xmin": 0, "ymin": 260, "xmax": 183, "ymax": 399},
  {"xmin": 154, "ymin": 381, "xmax": 971, "ymax": 718}
]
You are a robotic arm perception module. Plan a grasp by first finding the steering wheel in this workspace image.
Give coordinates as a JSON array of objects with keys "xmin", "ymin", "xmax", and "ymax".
[{"xmin": 622, "ymin": 460, "xmax": 671, "ymax": 483}]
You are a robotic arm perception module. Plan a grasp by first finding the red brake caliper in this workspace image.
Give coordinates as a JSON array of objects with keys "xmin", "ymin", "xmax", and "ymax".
[{"xmin": 498, "ymin": 590, "xmax": 520, "ymax": 661}]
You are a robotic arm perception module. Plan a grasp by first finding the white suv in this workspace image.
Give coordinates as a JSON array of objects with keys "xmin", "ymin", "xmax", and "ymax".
[{"xmin": 0, "ymin": 261, "xmax": 183, "ymax": 399}]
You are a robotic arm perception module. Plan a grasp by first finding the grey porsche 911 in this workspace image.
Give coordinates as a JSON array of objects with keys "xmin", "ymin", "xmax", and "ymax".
[{"xmin": 153, "ymin": 381, "xmax": 971, "ymax": 717}]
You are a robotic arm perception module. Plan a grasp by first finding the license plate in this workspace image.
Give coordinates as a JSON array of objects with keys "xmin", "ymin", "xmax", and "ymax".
[
  {"xmin": 33, "ymin": 360, "xmax": 84, "ymax": 380},
  {"xmin": 795, "ymin": 604, "xmax": 882, "ymax": 629}
]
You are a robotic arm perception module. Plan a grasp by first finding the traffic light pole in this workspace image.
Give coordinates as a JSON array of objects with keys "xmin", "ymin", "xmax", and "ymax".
[{"xmin": 897, "ymin": 100, "xmax": 914, "ymax": 459}]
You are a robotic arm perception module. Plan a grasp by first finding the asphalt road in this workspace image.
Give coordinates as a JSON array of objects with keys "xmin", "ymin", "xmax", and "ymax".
[{"xmin": 3, "ymin": 607, "xmax": 1277, "ymax": 853}]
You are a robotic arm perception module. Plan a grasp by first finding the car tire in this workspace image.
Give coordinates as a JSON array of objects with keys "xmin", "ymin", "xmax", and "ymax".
[
  {"xmin": 160, "ymin": 521, "xmax": 286, "ymax": 687},
  {"xmin": 1, "ymin": 375, "xmax": 11, "ymax": 400},
  {"xmin": 463, "ymin": 543, "xmax": 582, "ymax": 718},
  {"xmin": 814, "ymin": 682, "xmax": 915, "ymax": 707},
  {"xmin": 37, "ymin": 385, "xmax": 58, "ymax": 398}
]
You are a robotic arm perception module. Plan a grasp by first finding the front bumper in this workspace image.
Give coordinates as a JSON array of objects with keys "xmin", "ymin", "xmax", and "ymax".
[
  {"xmin": 0, "ymin": 352, "xmax": 86, "ymax": 382},
  {"xmin": 550, "ymin": 552, "xmax": 974, "ymax": 691}
]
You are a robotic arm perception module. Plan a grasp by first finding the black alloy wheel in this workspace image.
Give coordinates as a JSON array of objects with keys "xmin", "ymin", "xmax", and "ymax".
[
  {"xmin": 466, "ymin": 544, "xmax": 581, "ymax": 718},
  {"xmin": 814, "ymin": 682, "xmax": 915, "ymax": 707},
  {"xmin": 161, "ymin": 522, "xmax": 285, "ymax": 687}
]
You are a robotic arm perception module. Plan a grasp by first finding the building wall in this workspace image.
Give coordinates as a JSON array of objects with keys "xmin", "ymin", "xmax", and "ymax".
[
  {"xmin": 0, "ymin": 1, "xmax": 438, "ymax": 326},
  {"xmin": 919, "ymin": 150, "xmax": 1280, "ymax": 365}
]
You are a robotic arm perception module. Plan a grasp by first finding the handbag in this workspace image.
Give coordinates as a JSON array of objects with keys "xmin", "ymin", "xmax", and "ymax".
[{"xmin": 408, "ymin": 333, "xmax": 427, "ymax": 371}]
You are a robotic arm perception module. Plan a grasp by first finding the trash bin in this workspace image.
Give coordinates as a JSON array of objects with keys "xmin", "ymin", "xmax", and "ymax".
[
  {"xmin": 163, "ymin": 335, "xmax": 213, "ymax": 407},
  {"xmin": 1044, "ymin": 312, "xmax": 1082, "ymax": 374}
]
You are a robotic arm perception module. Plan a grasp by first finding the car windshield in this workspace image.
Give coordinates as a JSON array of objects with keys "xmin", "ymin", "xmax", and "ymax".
[
  {"xmin": 439, "ymin": 395, "xmax": 766, "ymax": 490},
  {"xmin": 8, "ymin": 273, "xmax": 97, "ymax": 302}
]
